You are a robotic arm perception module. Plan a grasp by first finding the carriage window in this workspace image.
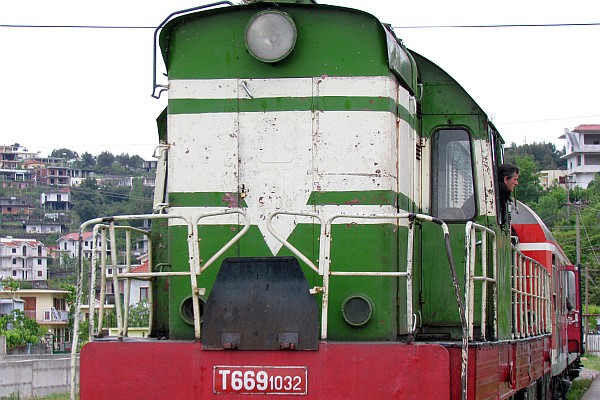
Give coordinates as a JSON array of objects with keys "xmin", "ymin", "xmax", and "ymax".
[
  {"xmin": 431, "ymin": 129, "xmax": 476, "ymax": 220},
  {"xmin": 566, "ymin": 270, "xmax": 576, "ymax": 311}
]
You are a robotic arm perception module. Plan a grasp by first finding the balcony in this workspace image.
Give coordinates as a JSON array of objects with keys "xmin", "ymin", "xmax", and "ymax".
[{"xmin": 24, "ymin": 307, "xmax": 69, "ymax": 322}]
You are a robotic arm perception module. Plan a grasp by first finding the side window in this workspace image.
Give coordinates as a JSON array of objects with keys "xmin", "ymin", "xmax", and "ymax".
[
  {"xmin": 566, "ymin": 270, "xmax": 576, "ymax": 311},
  {"xmin": 431, "ymin": 129, "xmax": 476, "ymax": 220}
]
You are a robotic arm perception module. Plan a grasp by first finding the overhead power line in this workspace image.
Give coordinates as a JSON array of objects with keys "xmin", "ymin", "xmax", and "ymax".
[
  {"xmin": 393, "ymin": 22, "xmax": 600, "ymax": 29},
  {"xmin": 0, "ymin": 22, "xmax": 599, "ymax": 30},
  {"xmin": 0, "ymin": 24, "xmax": 156, "ymax": 29}
]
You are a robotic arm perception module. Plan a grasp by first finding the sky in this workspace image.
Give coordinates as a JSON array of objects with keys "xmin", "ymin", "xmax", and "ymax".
[{"xmin": 1, "ymin": 0, "xmax": 599, "ymax": 160}]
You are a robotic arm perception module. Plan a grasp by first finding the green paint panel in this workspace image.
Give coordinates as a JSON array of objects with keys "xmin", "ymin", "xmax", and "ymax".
[
  {"xmin": 411, "ymin": 51, "xmax": 490, "ymax": 141},
  {"xmin": 418, "ymin": 221, "xmax": 513, "ymax": 340},
  {"xmin": 307, "ymin": 190, "xmax": 397, "ymax": 206},
  {"xmin": 169, "ymin": 192, "xmax": 247, "ymax": 208},
  {"xmin": 169, "ymin": 96, "xmax": 398, "ymax": 115},
  {"xmin": 165, "ymin": 219, "xmax": 401, "ymax": 341},
  {"xmin": 161, "ymin": 5, "xmax": 390, "ymax": 79},
  {"xmin": 315, "ymin": 97, "xmax": 396, "ymax": 113},
  {"xmin": 150, "ymin": 219, "xmax": 171, "ymax": 337}
]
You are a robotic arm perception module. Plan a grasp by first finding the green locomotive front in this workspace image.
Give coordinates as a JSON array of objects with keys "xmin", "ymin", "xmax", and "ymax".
[{"xmin": 153, "ymin": 0, "xmax": 422, "ymax": 344}]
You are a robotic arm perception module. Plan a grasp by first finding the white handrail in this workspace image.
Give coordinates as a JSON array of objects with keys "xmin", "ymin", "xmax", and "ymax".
[{"xmin": 464, "ymin": 222, "xmax": 498, "ymax": 340}]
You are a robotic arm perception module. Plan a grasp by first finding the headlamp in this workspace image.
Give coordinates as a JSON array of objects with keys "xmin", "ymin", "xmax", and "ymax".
[{"xmin": 245, "ymin": 10, "xmax": 297, "ymax": 63}]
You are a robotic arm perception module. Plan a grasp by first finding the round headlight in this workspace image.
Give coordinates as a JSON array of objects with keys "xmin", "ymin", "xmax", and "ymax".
[{"xmin": 245, "ymin": 10, "xmax": 297, "ymax": 63}]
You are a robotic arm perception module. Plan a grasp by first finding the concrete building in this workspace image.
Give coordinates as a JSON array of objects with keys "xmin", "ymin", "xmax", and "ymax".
[
  {"xmin": 538, "ymin": 169, "xmax": 568, "ymax": 190},
  {"xmin": 0, "ymin": 196, "xmax": 34, "ymax": 217},
  {"xmin": 560, "ymin": 124, "xmax": 600, "ymax": 188},
  {"xmin": 17, "ymin": 288, "xmax": 71, "ymax": 352},
  {"xmin": 0, "ymin": 238, "xmax": 48, "ymax": 281},
  {"xmin": 56, "ymin": 231, "xmax": 101, "ymax": 261},
  {"xmin": 40, "ymin": 189, "xmax": 71, "ymax": 211}
]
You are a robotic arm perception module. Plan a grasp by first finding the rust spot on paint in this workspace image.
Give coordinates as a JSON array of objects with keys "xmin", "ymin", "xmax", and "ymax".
[
  {"xmin": 344, "ymin": 199, "xmax": 361, "ymax": 205},
  {"xmin": 222, "ymin": 192, "xmax": 239, "ymax": 208}
]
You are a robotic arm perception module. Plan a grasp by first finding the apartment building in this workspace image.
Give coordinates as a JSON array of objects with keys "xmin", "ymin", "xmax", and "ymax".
[{"xmin": 560, "ymin": 124, "xmax": 600, "ymax": 188}]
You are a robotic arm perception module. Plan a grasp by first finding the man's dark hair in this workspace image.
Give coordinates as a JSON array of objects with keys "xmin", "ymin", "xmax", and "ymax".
[{"xmin": 498, "ymin": 163, "xmax": 519, "ymax": 182}]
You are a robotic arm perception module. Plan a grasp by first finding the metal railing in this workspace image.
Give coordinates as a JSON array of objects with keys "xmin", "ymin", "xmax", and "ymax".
[
  {"xmin": 81, "ymin": 209, "xmax": 251, "ymax": 342},
  {"xmin": 267, "ymin": 210, "xmax": 449, "ymax": 340},
  {"xmin": 71, "ymin": 207, "xmax": 456, "ymax": 400},
  {"xmin": 464, "ymin": 222, "xmax": 498, "ymax": 340},
  {"xmin": 512, "ymin": 250, "xmax": 551, "ymax": 338}
]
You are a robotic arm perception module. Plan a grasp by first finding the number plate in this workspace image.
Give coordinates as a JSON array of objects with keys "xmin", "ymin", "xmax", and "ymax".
[{"xmin": 213, "ymin": 366, "xmax": 307, "ymax": 395}]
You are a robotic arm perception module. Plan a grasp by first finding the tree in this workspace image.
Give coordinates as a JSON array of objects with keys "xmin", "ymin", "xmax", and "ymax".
[
  {"xmin": 546, "ymin": 173, "xmax": 600, "ymax": 306},
  {"xmin": 1, "ymin": 277, "xmax": 20, "ymax": 299},
  {"xmin": 0, "ymin": 310, "xmax": 44, "ymax": 349},
  {"xmin": 513, "ymin": 155, "xmax": 542, "ymax": 204},
  {"xmin": 128, "ymin": 299, "xmax": 150, "ymax": 327},
  {"xmin": 72, "ymin": 178, "xmax": 105, "ymax": 223},
  {"xmin": 115, "ymin": 153, "xmax": 131, "ymax": 169},
  {"xmin": 97, "ymin": 151, "xmax": 115, "ymax": 169},
  {"xmin": 504, "ymin": 142, "xmax": 565, "ymax": 170},
  {"xmin": 129, "ymin": 155, "xmax": 144, "ymax": 170},
  {"xmin": 80, "ymin": 152, "xmax": 96, "ymax": 168},
  {"xmin": 50, "ymin": 148, "xmax": 78, "ymax": 159},
  {"xmin": 533, "ymin": 186, "xmax": 567, "ymax": 229}
]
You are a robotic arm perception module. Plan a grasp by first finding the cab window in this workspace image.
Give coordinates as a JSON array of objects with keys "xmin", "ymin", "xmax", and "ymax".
[{"xmin": 431, "ymin": 129, "xmax": 476, "ymax": 221}]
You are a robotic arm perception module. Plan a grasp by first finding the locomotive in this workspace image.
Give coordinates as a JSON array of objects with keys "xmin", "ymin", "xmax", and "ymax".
[{"xmin": 73, "ymin": 1, "xmax": 583, "ymax": 399}]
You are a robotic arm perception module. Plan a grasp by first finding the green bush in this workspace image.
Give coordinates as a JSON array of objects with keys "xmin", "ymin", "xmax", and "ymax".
[{"xmin": 0, "ymin": 310, "xmax": 44, "ymax": 349}]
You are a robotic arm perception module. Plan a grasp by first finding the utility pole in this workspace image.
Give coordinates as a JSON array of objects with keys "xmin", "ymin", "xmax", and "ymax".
[{"xmin": 575, "ymin": 207, "xmax": 588, "ymax": 338}]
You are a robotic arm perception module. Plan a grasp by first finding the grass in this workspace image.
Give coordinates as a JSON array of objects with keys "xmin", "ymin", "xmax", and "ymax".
[
  {"xmin": 582, "ymin": 354, "xmax": 600, "ymax": 371},
  {"xmin": 567, "ymin": 354, "xmax": 600, "ymax": 400}
]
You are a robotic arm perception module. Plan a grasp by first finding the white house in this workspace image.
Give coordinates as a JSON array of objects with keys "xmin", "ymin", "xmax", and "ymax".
[
  {"xmin": 0, "ymin": 238, "xmax": 48, "ymax": 281},
  {"xmin": 560, "ymin": 125, "xmax": 600, "ymax": 189},
  {"xmin": 56, "ymin": 232, "xmax": 102, "ymax": 261}
]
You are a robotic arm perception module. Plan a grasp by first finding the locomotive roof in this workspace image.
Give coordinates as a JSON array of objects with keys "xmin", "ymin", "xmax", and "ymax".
[{"xmin": 511, "ymin": 200, "xmax": 555, "ymax": 242}]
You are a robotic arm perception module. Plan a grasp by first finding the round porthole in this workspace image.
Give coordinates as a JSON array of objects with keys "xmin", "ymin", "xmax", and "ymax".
[
  {"xmin": 180, "ymin": 296, "xmax": 205, "ymax": 326},
  {"xmin": 342, "ymin": 295, "xmax": 373, "ymax": 327}
]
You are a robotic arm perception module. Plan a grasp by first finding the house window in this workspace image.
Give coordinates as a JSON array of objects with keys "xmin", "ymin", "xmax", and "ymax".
[
  {"xmin": 84, "ymin": 241, "xmax": 89, "ymax": 247},
  {"xmin": 63, "ymin": 242, "xmax": 67, "ymax": 250},
  {"xmin": 7, "ymin": 207, "xmax": 11, "ymax": 212},
  {"xmin": 22, "ymin": 246, "xmax": 27, "ymax": 256},
  {"xmin": 37, "ymin": 259, "xmax": 42, "ymax": 265},
  {"xmin": 577, "ymin": 156, "xmax": 582, "ymax": 166},
  {"xmin": 107, "ymin": 268, "xmax": 113, "ymax": 275},
  {"xmin": 12, "ymin": 270, "xmax": 17, "ymax": 276},
  {"xmin": 140, "ymin": 287, "xmax": 149, "ymax": 300},
  {"xmin": 12, "ymin": 259, "xmax": 16, "ymax": 265},
  {"xmin": 54, "ymin": 298, "xmax": 66, "ymax": 311},
  {"xmin": 12, "ymin": 248, "xmax": 16, "ymax": 254},
  {"xmin": 37, "ymin": 270, "xmax": 42, "ymax": 277}
]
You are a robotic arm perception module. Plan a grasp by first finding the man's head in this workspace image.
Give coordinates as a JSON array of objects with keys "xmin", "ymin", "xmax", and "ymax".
[{"xmin": 499, "ymin": 163, "xmax": 519, "ymax": 193}]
